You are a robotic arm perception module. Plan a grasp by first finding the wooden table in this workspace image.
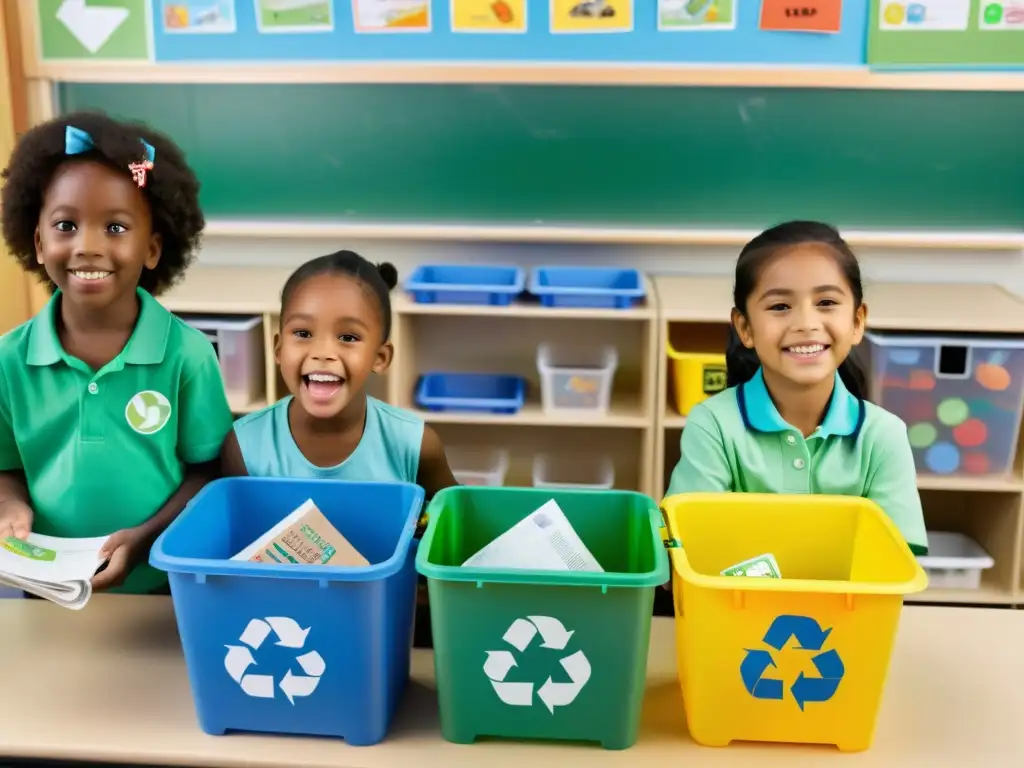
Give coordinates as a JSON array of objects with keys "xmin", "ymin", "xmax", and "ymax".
[{"xmin": 1, "ymin": 597, "xmax": 1020, "ymax": 766}]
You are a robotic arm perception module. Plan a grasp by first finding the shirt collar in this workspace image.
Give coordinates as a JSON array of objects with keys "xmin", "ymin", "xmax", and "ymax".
[
  {"xmin": 737, "ymin": 367, "xmax": 864, "ymax": 439},
  {"xmin": 27, "ymin": 287, "xmax": 172, "ymax": 367}
]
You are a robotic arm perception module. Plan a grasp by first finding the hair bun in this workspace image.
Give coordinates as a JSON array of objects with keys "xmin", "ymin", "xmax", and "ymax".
[{"xmin": 376, "ymin": 261, "xmax": 398, "ymax": 291}]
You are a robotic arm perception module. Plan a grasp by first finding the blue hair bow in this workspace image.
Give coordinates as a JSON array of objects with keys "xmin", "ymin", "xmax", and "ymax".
[{"xmin": 65, "ymin": 125, "xmax": 156, "ymax": 164}]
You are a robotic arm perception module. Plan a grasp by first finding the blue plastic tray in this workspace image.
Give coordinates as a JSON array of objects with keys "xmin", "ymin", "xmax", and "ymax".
[
  {"xmin": 529, "ymin": 266, "xmax": 646, "ymax": 309},
  {"xmin": 415, "ymin": 373, "xmax": 526, "ymax": 414},
  {"xmin": 404, "ymin": 264, "xmax": 525, "ymax": 306},
  {"xmin": 150, "ymin": 477, "xmax": 424, "ymax": 745}
]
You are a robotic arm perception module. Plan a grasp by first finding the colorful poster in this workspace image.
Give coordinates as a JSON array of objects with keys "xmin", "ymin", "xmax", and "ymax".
[
  {"xmin": 162, "ymin": 1, "xmax": 237, "ymax": 32},
  {"xmin": 37, "ymin": 0, "xmax": 152, "ymax": 60},
  {"xmin": 878, "ymin": 0, "xmax": 970, "ymax": 30},
  {"xmin": 353, "ymin": 0, "xmax": 431, "ymax": 30},
  {"xmin": 255, "ymin": 0, "xmax": 334, "ymax": 32},
  {"xmin": 979, "ymin": 1, "xmax": 1024, "ymax": 29},
  {"xmin": 759, "ymin": 0, "xmax": 842, "ymax": 33},
  {"xmin": 658, "ymin": 0, "xmax": 735, "ymax": 31},
  {"xmin": 550, "ymin": 0, "xmax": 632, "ymax": 33},
  {"xmin": 451, "ymin": 0, "xmax": 527, "ymax": 32}
]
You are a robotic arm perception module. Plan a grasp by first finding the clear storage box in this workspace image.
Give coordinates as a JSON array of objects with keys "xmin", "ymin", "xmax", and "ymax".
[
  {"xmin": 916, "ymin": 531, "xmax": 994, "ymax": 590},
  {"xmin": 532, "ymin": 453, "xmax": 614, "ymax": 490},
  {"xmin": 861, "ymin": 331, "xmax": 1024, "ymax": 477},
  {"xmin": 537, "ymin": 343, "xmax": 618, "ymax": 414},
  {"xmin": 179, "ymin": 315, "xmax": 265, "ymax": 407},
  {"xmin": 447, "ymin": 448, "xmax": 510, "ymax": 487}
]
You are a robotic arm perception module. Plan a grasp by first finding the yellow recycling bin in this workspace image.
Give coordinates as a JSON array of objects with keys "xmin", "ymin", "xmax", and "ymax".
[
  {"xmin": 661, "ymin": 493, "xmax": 927, "ymax": 752},
  {"xmin": 666, "ymin": 338, "xmax": 727, "ymax": 416}
]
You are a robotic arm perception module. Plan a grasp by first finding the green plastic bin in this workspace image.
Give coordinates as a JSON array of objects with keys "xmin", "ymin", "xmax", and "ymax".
[{"xmin": 415, "ymin": 486, "xmax": 669, "ymax": 750}]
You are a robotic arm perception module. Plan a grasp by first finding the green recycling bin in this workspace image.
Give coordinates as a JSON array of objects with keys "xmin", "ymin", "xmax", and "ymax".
[{"xmin": 415, "ymin": 486, "xmax": 669, "ymax": 750}]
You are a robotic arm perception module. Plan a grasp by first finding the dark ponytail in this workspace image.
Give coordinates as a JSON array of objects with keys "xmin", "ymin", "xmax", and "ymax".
[{"xmin": 728, "ymin": 220, "xmax": 869, "ymax": 401}]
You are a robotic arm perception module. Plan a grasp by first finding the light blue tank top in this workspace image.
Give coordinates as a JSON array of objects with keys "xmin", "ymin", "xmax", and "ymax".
[{"xmin": 232, "ymin": 396, "xmax": 424, "ymax": 483}]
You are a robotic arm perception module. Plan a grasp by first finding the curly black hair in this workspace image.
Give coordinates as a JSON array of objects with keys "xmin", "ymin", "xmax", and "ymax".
[{"xmin": 1, "ymin": 110, "xmax": 205, "ymax": 296}]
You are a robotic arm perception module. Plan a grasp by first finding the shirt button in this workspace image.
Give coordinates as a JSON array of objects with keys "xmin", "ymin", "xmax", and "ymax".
[
  {"xmin": 793, "ymin": 458, "xmax": 805, "ymax": 469},
  {"xmin": 87, "ymin": 382, "xmax": 98, "ymax": 395},
  {"xmin": 786, "ymin": 435, "xmax": 796, "ymax": 445}
]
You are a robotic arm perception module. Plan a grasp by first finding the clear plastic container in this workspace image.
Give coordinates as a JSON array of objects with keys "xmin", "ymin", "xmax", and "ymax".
[
  {"xmin": 532, "ymin": 453, "xmax": 615, "ymax": 490},
  {"xmin": 860, "ymin": 331, "xmax": 1024, "ymax": 477},
  {"xmin": 537, "ymin": 343, "xmax": 618, "ymax": 414},
  {"xmin": 916, "ymin": 531, "xmax": 994, "ymax": 590},
  {"xmin": 447, "ymin": 448, "xmax": 510, "ymax": 487},
  {"xmin": 179, "ymin": 315, "xmax": 265, "ymax": 407}
]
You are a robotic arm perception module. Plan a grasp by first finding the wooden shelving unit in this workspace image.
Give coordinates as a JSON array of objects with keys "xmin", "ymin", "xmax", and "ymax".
[{"xmin": 652, "ymin": 275, "xmax": 1024, "ymax": 608}]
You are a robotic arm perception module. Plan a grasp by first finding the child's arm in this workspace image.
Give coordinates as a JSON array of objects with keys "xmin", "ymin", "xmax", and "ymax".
[
  {"xmin": 91, "ymin": 347, "xmax": 234, "ymax": 590},
  {"xmin": 664, "ymin": 405, "xmax": 734, "ymax": 498},
  {"xmin": 0, "ymin": 372, "xmax": 32, "ymax": 540},
  {"xmin": 864, "ymin": 418, "xmax": 928, "ymax": 556},
  {"xmin": 220, "ymin": 430, "xmax": 249, "ymax": 477},
  {"xmin": 416, "ymin": 425, "xmax": 458, "ymax": 498}
]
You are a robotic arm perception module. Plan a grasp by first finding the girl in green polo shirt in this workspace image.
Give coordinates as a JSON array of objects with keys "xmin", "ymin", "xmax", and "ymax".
[
  {"xmin": 665, "ymin": 221, "xmax": 927, "ymax": 557},
  {"xmin": 0, "ymin": 112, "xmax": 234, "ymax": 595}
]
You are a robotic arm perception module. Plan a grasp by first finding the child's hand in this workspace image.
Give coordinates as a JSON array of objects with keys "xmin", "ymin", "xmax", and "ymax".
[
  {"xmin": 0, "ymin": 500, "xmax": 32, "ymax": 540},
  {"xmin": 91, "ymin": 527, "xmax": 146, "ymax": 591}
]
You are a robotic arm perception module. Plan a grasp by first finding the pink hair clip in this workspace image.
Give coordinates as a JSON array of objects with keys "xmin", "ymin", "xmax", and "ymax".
[{"xmin": 129, "ymin": 159, "xmax": 154, "ymax": 188}]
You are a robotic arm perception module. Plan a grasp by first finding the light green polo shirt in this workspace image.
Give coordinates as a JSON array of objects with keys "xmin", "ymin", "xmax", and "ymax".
[
  {"xmin": 666, "ymin": 368, "xmax": 927, "ymax": 555},
  {"xmin": 0, "ymin": 288, "xmax": 233, "ymax": 593}
]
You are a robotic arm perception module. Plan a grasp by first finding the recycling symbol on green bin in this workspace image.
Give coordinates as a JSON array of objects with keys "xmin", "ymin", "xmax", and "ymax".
[
  {"xmin": 483, "ymin": 616, "xmax": 591, "ymax": 713},
  {"xmin": 741, "ymin": 614, "xmax": 845, "ymax": 711}
]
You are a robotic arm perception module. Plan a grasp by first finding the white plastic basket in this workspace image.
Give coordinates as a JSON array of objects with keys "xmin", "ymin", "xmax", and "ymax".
[
  {"xmin": 532, "ymin": 453, "xmax": 615, "ymax": 490},
  {"xmin": 537, "ymin": 343, "xmax": 618, "ymax": 414},
  {"xmin": 916, "ymin": 531, "xmax": 994, "ymax": 590},
  {"xmin": 447, "ymin": 448, "xmax": 510, "ymax": 487}
]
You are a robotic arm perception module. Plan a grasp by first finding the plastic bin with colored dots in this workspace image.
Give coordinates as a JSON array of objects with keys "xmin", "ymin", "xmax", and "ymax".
[
  {"xmin": 661, "ymin": 492, "xmax": 926, "ymax": 752},
  {"xmin": 666, "ymin": 339, "xmax": 728, "ymax": 416},
  {"xmin": 416, "ymin": 486, "xmax": 669, "ymax": 749},
  {"xmin": 860, "ymin": 332, "xmax": 1024, "ymax": 476},
  {"xmin": 149, "ymin": 477, "xmax": 424, "ymax": 745}
]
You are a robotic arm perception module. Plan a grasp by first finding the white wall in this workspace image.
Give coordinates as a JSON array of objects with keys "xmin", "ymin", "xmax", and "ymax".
[{"xmin": 196, "ymin": 235, "xmax": 1024, "ymax": 300}]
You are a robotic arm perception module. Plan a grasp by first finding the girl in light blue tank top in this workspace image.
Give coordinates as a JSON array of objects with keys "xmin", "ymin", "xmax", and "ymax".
[{"xmin": 220, "ymin": 250, "xmax": 457, "ymax": 497}]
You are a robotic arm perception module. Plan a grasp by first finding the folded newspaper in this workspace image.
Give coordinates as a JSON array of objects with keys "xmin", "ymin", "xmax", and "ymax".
[
  {"xmin": 0, "ymin": 533, "xmax": 109, "ymax": 609},
  {"xmin": 463, "ymin": 499, "xmax": 604, "ymax": 572}
]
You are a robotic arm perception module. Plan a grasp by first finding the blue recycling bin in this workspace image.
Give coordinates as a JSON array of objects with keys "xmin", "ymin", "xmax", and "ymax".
[{"xmin": 150, "ymin": 477, "xmax": 424, "ymax": 745}]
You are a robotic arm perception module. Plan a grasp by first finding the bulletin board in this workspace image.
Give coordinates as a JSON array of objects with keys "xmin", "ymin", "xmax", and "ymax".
[
  {"xmin": 34, "ymin": 0, "xmax": 867, "ymax": 66},
  {"xmin": 868, "ymin": 0, "xmax": 1024, "ymax": 68}
]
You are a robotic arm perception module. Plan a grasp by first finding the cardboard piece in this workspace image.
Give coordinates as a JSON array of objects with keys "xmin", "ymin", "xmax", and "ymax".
[{"xmin": 232, "ymin": 499, "xmax": 369, "ymax": 567}]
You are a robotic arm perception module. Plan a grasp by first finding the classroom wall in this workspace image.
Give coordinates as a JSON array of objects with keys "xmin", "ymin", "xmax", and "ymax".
[{"xmin": 195, "ymin": 235, "xmax": 1024, "ymax": 301}]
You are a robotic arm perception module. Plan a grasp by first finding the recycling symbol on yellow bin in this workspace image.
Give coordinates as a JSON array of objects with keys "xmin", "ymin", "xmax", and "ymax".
[
  {"xmin": 483, "ymin": 616, "xmax": 591, "ymax": 713},
  {"xmin": 224, "ymin": 616, "xmax": 326, "ymax": 705}
]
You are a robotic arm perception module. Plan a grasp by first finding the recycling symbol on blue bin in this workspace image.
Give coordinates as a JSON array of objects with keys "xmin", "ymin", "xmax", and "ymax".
[{"xmin": 740, "ymin": 615, "xmax": 845, "ymax": 711}]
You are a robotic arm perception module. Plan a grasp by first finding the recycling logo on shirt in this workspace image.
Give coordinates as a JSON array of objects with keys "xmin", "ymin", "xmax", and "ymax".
[
  {"xmin": 125, "ymin": 390, "xmax": 172, "ymax": 435},
  {"xmin": 483, "ymin": 616, "xmax": 591, "ymax": 713},
  {"xmin": 740, "ymin": 614, "xmax": 845, "ymax": 711},
  {"xmin": 224, "ymin": 617, "xmax": 326, "ymax": 705}
]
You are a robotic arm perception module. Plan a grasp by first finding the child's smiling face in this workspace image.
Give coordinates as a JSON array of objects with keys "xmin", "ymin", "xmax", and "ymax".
[
  {"xmin": 733, "ymin": 244, "xmax": 867, "ymax": 389},
  {"xmin": 34, "ymin": 160, "xmax": 161, "ymax": 308},
  {"xmin": 275, "ymin": 272, "xmax": 393, "ymax": 420}
]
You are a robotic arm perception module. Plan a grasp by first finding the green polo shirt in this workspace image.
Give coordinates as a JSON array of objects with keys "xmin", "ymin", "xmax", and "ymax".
[
  {"xmin": 666, "ymin": 368, "xmax": 927, "ymax": 555},
  {"xmin": 0, "ymin": 288, "xmax": 233, "ymax": 593}
]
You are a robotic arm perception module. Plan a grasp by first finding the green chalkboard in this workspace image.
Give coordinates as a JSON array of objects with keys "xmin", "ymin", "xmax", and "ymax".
[{"xmin": 59, "ymin": 83, "xmax": 1024, "ymax": 229}]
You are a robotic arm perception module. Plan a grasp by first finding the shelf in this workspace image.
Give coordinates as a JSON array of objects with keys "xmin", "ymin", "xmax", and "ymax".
[
  {"xmin": 664, "ymin": 405, "xmax": 687, "ymax": 429},
  {"xmin": 192, "ymin": 219, "xmax": 1024, "ymax": 250},
  {"xmin": 917, "ymin": 475, "xmax": 1024, "ymax": 493},
  {"xmin": 24, "ymin": 59, "xmax": 1024, "ymax": 92},
  {"xmin": 412, "ymin": 399, "xmax": 647, "ymax": 428},
  {"xmin": 906, "ymin": 583, "xmax": 1016, "ymax": 607},
  {"xmin": 393, "ymin": 288, "xmax": 655, "ymax": 321},
  {"xmin": 160, "ymin": 267, "xmax": 290, "ymax": 315},
  {"xmin": 654, "ymin": 276, "xmax": 1024, "ymax": 333}
]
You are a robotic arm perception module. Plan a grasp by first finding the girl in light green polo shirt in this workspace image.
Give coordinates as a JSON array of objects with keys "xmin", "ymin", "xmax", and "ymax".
[{"xmin": 665, "ymin": 221, "xmax": 927, "ymax": 556}]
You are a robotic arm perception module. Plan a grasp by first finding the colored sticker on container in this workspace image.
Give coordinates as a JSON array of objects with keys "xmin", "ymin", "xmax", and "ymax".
[
  {"xmin": 908, "ymin": 422, "xmax": 938, "ymax": 449},
  {"xmin": 353, "ymin": 0, "xmax": 430, "ymax": 31},
  {"xmin": 759, "ymin": 0, "xmax": 842, "ymax": 33},
  {"xmin": 879, "ymin": 0, "xmax": 970, "ymax": 30},
  {"xmin": 452, "ymin": 0, "xmax": 527, "ymax": 31},
  {"xmin": 163, "ymin": 1, "xmax": 237, "ymax": 32},
  {"xmin": 550, "ymin": 0, "xmax": 633, "ymax": 33},
  {"xmin": 924, "ymin": 442, "xmax": 960, "ymax": 474},
  {"xmin": 657, "ymin": 0, "xmax": 736, "ymax": 30},
  {"xmin": 936, "ymin": 397, "xmax": 969, "ymax": 427},
  {"xmin": 256, "ymin": 0, "xmax": 333, "ymax": 32},
  {"xmin": 979, "ymin": 1, "xmax": 1024, "ymax": 29},
  {"xmin": 962, "ymin": 452, "xmax": 991, "ymax": 475},
  {"xmin": 952, "ymin": 418, "xmax": 988, "ymax": 448},
  {"xmin": 975, "ymin": 361, "xmax": 1012, "ymax": 392}
]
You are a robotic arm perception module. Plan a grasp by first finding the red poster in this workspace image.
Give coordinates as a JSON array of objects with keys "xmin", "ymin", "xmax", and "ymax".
[{"xmin": 759, "ymin": 0, "xmax": 842, "ymax": 33}]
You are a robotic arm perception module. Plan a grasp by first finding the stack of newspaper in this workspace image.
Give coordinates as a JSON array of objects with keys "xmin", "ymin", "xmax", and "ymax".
[
  {"xmin": 463, "ymin": 499, "xmax": 604, "ymax": 572},
  {"xmin": 0, "ymin": 533, "xmax": 109, "ymax": 609}
]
